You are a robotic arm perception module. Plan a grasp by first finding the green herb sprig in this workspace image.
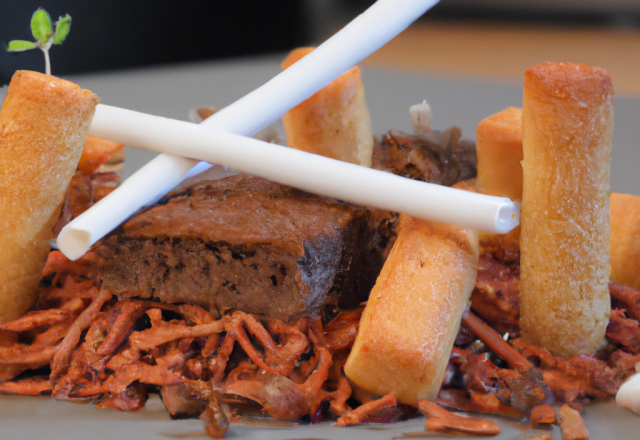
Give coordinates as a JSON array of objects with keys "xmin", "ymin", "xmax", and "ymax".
[{"xmin": 7, "ymin": 8, "xmax": 72, "ymax": 76}]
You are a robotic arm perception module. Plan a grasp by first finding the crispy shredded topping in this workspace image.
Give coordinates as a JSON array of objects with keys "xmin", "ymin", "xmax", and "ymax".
[{"xmin": 3, "ymin": 242, "xmax": 640, "ymax": 439}]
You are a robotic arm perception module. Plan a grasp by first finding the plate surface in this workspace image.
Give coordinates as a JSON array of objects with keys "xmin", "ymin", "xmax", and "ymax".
[{"xmin": 1, "ymin": 56, "xmax": 638, "ymax": 439}]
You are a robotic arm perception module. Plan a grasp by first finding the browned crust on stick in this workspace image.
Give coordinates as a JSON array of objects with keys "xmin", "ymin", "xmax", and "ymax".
[
  {"xmin": 520, "ymin": 62, "xmax": 613, "ymax": 357},
  {"xmin": 475, "ymin": 107, "xmax": 523, "ymax": 258},
  {"xmin": 344, "ymin": 215, "xmax": 478, "ymax": 405},
  {"xmin": 0, "ymin": 71, "xmax": 99, "ymax": 323},
  {"xmin": 609, "ymin": 193, "xmax": 640, "ymax": 289},
  {"xmin": 281, "ymin": 47, "xmax": 374, "ymax": 167},
  {"xmin": 475, "ymin": 106, "xmax": 523, "ymax": 201}
]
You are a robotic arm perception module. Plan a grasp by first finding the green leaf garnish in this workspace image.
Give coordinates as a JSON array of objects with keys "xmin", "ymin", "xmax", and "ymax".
[
  {"xmin": 30, "ymin": 8, "xmax": 53, "ymax": 44},
  {"xmin": 53, "ymin": 14, "xmax": 72, "ymax": 45},
  {"xmin": 7, "ymin": 40, "xmax": 38, "ymax": 52},
  {"xmin": 7, "ymin": 8, "xmax": 72, "ymax": 76}
]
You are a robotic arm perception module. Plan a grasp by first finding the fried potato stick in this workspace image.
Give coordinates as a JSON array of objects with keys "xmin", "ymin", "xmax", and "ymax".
[
  {"xmin": 610, "ymin": 193, "xmax": 640, "ymax": 289},
  {"xmin": 476, "ymin": 106, "xmax": 523, "ymax": 201},
  {"xmin": 520, "ymin": 62, "xmax": 613, "ymax": 356},
  {"xmin": 344, "ymin": 215, "xmax": 478, "ymax": 405},
  {"xmin": 475, "ymin": 107, "xmax": 523, "ymax": 257},
  {"xmin": 0, "ymin": 71, "xmax": 99, "ymax": 323},
  {"xmin": 281, "ymin": 47, "xmax": 374, "ymax": 167}
]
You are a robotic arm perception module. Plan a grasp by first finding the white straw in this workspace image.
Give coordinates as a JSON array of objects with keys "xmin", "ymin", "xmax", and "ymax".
[
  {"xmin": 59, "ymin": 0, "xmax": 440, "ymax": 260},
  {"xmin": 57, "ymin": 105, "xmax": 519, "ymax": 260}
]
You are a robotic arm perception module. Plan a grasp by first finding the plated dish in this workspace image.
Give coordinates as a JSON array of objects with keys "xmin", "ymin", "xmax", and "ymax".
[{"xmin": 0, "ymin": 51, "xmax": 636, "ymax": 440}]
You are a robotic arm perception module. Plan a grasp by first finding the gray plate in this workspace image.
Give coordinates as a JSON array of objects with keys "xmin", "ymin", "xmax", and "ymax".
[{"xmin": 1, "ymin": 56, "xmax": 638, "ymax": 439}]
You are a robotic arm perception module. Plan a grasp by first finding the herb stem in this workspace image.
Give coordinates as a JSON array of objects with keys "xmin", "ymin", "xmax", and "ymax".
[{"xmin": 42, "ymin": 48, "xmax": 51, "ymax": 76}]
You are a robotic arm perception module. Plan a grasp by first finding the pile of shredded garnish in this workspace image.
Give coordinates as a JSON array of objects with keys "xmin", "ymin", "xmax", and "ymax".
[{"xmin": 1, "ymin": 248, "xmax": 639, "ymax": 439}]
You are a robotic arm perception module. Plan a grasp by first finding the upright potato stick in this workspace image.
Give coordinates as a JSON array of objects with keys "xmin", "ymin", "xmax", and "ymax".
[
  {"xmin": 610, "ymin": 193, "xmax": 640, "ymax": 289},
  {"xmin": 344, "ymin": 215, "xmax": 478, "ymax": 405},
  {"xmin": 520, "ymin": 62, "xmax": 613, "ymax": 356},
  {"xmin": 475, "ymin": 107, "xmax": 523, "ymax": 201},
  {"xmin": 0, "ymin": 71, "xmax": 98, "ymax": 323},
  {"xmin": 281, "ymin": 47, "xmax": 374, "ymax": 167},
  {"xmin": 475, "ymin": 107, "xmax": 523, "ymax": 256}
]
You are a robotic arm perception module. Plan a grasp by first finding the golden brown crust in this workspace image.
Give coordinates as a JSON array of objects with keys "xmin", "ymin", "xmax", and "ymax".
[
  {"xmin": 0, "ymin": 71, "xmax": 99, "ymax": 323},
  {"xmin": 281, "ymin": 47, "xmax": 374, "ymax": 167},
  {"xmin": 474, "ymin": 108, "xmax": 523, "ymax": 258},
  {"xmin": 520, "ymin": 62, "xmax": 612, "ymax": 356},
  {"xmin": 610, "ymin": 192, "xmax": 640, "ymax": 288},
  {"xmin": 344, "ymin": 215, "xmax": 478, "ymax": 405},
  {"xmin": 475, "ymin": 106, "xmax": 523, "ymax": 201}
]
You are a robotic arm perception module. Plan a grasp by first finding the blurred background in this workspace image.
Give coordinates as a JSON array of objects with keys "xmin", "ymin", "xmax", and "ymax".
[{"xmin": 1, "ymin": 0, "xmax": 639, "ymax": 93}]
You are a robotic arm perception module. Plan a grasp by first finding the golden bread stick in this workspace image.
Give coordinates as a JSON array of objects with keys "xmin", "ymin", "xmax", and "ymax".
[
  {"xmin": 475, "ymin": 107, "xmax": 523, "ymax": 258},
  {"xmin": 520, "ymin": 62, "xmax": 613, "ymax": 356},
  {"xmin": 344, "ymin": 215, "xmax": 478, "ymax": 405},
  {"xmin": 476, "ymin": 106, "xmax": 523, "ymax": 201},
  {"xmin": 0, "ymin": 71, "xmax": 99, "ymax": 323},
  {"xmin": 281, "ymin": 47, "xmax": 374, "ymax": 167},
  {"xmin": 610, "ymin": 193, "xmax": 640, "ymax": 288}
]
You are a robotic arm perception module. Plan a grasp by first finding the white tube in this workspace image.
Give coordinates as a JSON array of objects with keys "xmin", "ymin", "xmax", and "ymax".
[
  {"xmin": 58, "ymin": 105, "xmax": 518, "ymax": 260},
  {"xmin": 61, "ymin": 0, "xmax": 441, "ymax": 260}
]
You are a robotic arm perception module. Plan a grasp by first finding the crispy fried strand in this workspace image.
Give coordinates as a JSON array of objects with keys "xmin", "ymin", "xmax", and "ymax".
[
  {"xmin": 130, "ymin": 317, "xmax": 226, "ymax": 351},
  {"xmin": 50, "ymin": 289, "xmax": 112, "ymax": 382},
  {"xmin": 461, "ymin": 310, "xmax": 532, "ymax": 372},
  {"xmin": 0, "ymin": 376, "xmax": 52, "ymax": 395},
  {"xmin": 336, "ymin": 393, "xmax": 398, "ymax": 426},
  {"xmin": 0, "ymin": 309, "xmax": 70, "ymax": 333},
  {"xmin": 419, "ymin": 400, "xmax": 501, "ymax": 435}
]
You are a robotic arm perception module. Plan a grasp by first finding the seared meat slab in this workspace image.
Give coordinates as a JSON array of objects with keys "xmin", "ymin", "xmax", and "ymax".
[{"xmin": 95, "ymin": 174, "xmax": 395, "ymax": 320}]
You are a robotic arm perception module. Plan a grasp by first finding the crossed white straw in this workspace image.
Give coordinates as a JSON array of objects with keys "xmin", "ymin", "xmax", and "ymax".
[{"xmin": 57, "ymin": 0, "xmax": 519, "ymax": 261}]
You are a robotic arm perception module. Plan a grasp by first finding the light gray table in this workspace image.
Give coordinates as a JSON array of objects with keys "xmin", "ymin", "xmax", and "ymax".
[{"xmin": 1, "ymin": 56, "xmax": 638, "ymax": 439}]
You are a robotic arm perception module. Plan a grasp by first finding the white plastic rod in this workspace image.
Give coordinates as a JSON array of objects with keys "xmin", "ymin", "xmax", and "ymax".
[
  {"xmin": 58, "ymin": 105, "xmax": 519, "ymax": 260},
  {"xmin": 60, "ymin": 0, "xmax": 439, "ymax": 260},
  {"xmin": 200, "ymin": 0, "xmax": 440, "ymax": 136}
]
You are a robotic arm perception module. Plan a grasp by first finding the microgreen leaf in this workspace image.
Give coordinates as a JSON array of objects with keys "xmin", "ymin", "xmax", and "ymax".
[
  {"xmin": 53, "ymin": 14, "xmax": 72, "ymax": 45},
  {"xmin": 8, "ymin": 8, "xmax": 72, "ymax": 76},
  {"xmin": 31, "ymin": 8, "xmax": 53, "ymax": 44},
  {"xmin": 7, "ymin": 40, "xmax": 37, "ymax": 52}
]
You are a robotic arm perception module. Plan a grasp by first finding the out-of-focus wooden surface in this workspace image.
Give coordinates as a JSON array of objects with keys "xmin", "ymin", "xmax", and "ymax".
[{"xmin": 364, "ymin": 21, "xmax": 640, "ymax": 95}]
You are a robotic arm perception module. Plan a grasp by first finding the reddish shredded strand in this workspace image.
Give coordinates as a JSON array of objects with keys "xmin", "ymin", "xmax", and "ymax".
[
  {"xmin": 419, "ymin": 400, "xmax": 501, "ymax": 435},
  {"xmin": 0, "ymin": 309, "xmax": 70, "ymax": 333},
  {"xmin": 50, "ymin": 289, "xmax": 112, "ymax": 383},
  {"xmin": 336, "ymin": 393, "xmax": 398, "ymax": 426},
  {"xmin": 0, "ymin": 376, "xmax": 52, "ymax": 395},
  {"xmin": 461, "ymin": 310, "xmax": 532, "ymax": 372}
]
